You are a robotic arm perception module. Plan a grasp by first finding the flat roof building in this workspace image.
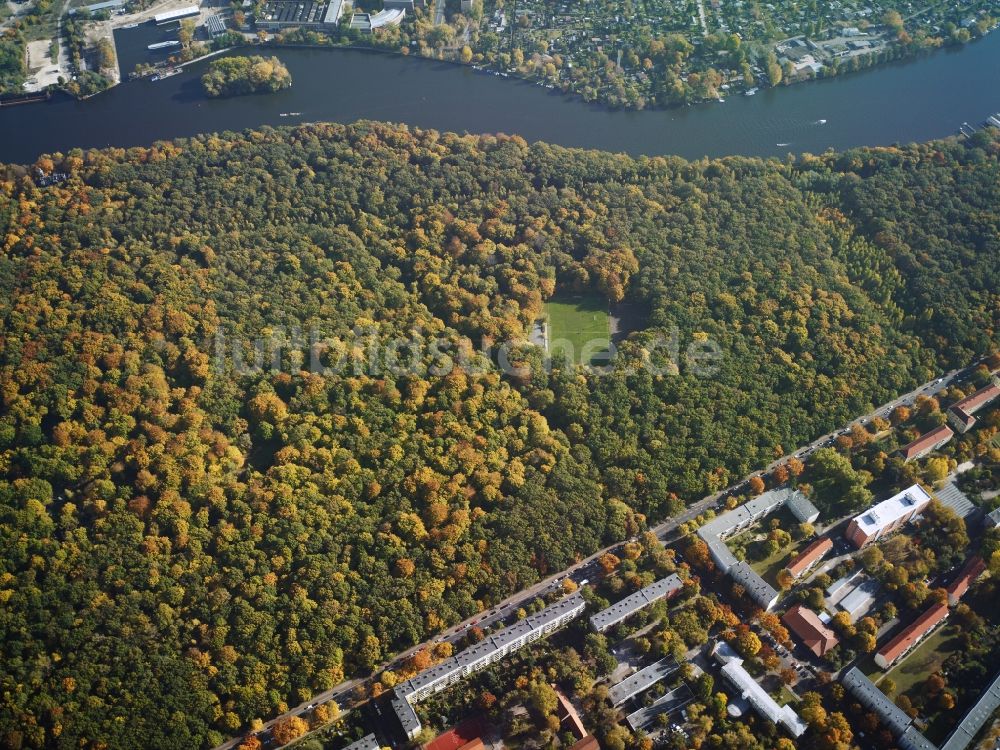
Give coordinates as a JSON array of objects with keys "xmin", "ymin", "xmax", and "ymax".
[
  {"xmin": 624, "ymin": 683, "xmax": 694, "ymax": 732},
  {"xmin": 827, "ymin": 571, "xmax": 860, "ymax": 602},
  {"xmin": 782, "ymin": 604, "xmax": 839, "ymax": 657},
  {"xmin": 68, "ymin": 0, "xmax": 127, "ymax": 15},
  {"xmin": 786, "ymin": 537, "xmax": 833, "ymax": 579},
  {"xmin": 589, "ymin": 574, "xmax": 683, "ymax": 632},
  {"xmin": 875, "ymin": 603, "xmax": 949, "ymax": 669},
  {"xmin": 323, "ymin": 0, "xmax": 345, "ymax": 24},
  {"xmin": 713, "ymin": 642, "xmax": 807, "ymax": 737},
  {"xmin": 155, "ymin": 4, "xmax": 200, "ymax": 23},
  {"xmin": 838, "ymin": 578, "xmax": 880, "ymax": 620},
  {"xmin": 845, "ymin": 484, "xmax": 932, "ymax": 548},
  {"xmin": 608, "ymin": 657, "xmax": 679, "ymax": 706},
  {"xmin": 898, "ymin": 425, "xmax": 954, "ymax": 462}
]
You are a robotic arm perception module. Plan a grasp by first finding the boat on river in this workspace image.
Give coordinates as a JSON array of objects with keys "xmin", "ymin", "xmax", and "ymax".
[{"xmin": 150, "ymin": 68, "xmax": 181, "ymax": 81}]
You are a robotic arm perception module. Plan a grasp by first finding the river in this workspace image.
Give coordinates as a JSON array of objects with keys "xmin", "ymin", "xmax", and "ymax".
[{"xmin": 1, "ymin": 30, "xmax": 999, "ymax": 164}]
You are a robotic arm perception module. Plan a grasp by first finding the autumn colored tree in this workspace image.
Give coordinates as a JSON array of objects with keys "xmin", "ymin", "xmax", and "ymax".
[{"xmin": 271, "ymin": 716, "xmax": 308, "ymax": 744}]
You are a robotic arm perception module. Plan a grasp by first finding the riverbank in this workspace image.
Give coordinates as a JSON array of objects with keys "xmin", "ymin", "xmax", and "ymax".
[{"xmin": 1, "ymin": 29, "xmax": 998, "ymax": 165}]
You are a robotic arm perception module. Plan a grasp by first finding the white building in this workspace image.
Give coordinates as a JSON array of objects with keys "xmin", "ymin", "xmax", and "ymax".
[
  {"xmin": 713, "ymin": 642, "xmax": 807, "ymax": 737},
  {"xmin": 845, "ymin": 485, "xmax": 932, "ymax": 548}
]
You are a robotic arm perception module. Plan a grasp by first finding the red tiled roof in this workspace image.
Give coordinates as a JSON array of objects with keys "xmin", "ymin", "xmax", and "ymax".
[
  {"xmin": 951, "ymin": 383, "xmax": 1000, "ymax": 416},
  {"xmin": 899, "ymin": 424, "xmax": 954, "ymax": 460},
  {"xmin": 946, "ymin": 556, "xmax": 986, "ymax": 602},
  {"xmin": 568, "ymin": 737, "xmax": 600, "ymax": 750},
  {"xmin": 876, "ymin": 603, "xmax": 948, "ymax": 666},
  {"xmin": 425, "ymin": 717, "xmax": 487, "ymax": 750},
  {"xmin": 782, "ymin": 604, "xmax": 839, "ymax": 657},
  {"xmin": 786, "ymin": 537, "xmax": 833, "ymax": 577}
]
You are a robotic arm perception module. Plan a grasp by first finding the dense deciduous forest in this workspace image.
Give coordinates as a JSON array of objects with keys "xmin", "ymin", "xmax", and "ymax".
[{"xmin": 0, "ymin": 123, "xmax": 997, "ymax": 749}]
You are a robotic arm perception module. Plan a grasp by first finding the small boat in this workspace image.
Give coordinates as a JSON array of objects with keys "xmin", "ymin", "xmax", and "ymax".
[
  {"xmin": 745, "ymin": 87, "xmax": 758, "ymax": 96},
  {"xmin": 148, "ymin": 40, "xmax": 180, "ymax": 50},
  {"xmin": 776, "ymin": 142, "xmax": 790, "ymax": 147},
  {"xmin": 289, "ymin": 112, "xmax": 302, "ymax": 116},
  {"xmin": 150, "ymin": 68, "xmax": 181, "ymax": 81},
  {"xmin": 122, "ymin": 22, "xmax": 138, "ymax": 28},
  {"xmin": 816, "ymin": 118, "xmax": 827, "ymax": 125},
  {"xmin": 717, "ymin": 97, "xmax": 725, "ymax": 103},
  {"xmin": 279, "ymin": 113, "xmax": 290, "ymax": 117}
]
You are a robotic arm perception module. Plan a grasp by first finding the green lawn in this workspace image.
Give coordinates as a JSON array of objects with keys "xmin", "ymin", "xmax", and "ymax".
[
  {"xmin": 545, "ymin": 293, "xmax": 610, "ymax": 366},
  {"xmin": 727, "ymin": 507, "xmax": 807, "ymax": 588},
  {"xmin": 866, "ymin": 623, "xmax": 962, "ymax": 697},
  {"xmin": 748, "ymin": 539, "xmax": 806, "ymax": 588}
]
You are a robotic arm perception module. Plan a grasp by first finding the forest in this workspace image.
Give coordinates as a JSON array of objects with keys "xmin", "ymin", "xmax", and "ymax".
[
  {"xmin": 201, "ymin": 55, "xmax": 293, "ymax": 98},
  {"xmin": 0, "ymin": 124, "xmax": 997, "ymax": 748}
]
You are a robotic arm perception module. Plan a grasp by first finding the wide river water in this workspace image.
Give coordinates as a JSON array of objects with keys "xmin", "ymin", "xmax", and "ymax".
[{"xmin": 1, "ymin": 30, "xmax": 999, "ymax": 164}]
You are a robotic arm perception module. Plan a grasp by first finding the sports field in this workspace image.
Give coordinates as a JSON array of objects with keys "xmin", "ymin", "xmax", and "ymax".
[{"xmin": 545, "ymin": 293, "xmax": 610, "ymax": 365}]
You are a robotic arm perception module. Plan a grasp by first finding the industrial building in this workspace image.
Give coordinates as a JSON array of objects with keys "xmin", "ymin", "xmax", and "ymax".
[
  {"xmin": 845, "ymin": 484, "xmax": 932, "ymax": 548},
  {"xmin": 392, "ymin": 593, "xmax": 586, "ymax": 738},
  {"xmin": 68, "ymin": 0, "xmax": 127, "ymax": 16},
  {"xmin": 589, "ymin": 574, "xmax": 683, "ymax": 632},
  {"xmin": 205, "ymin": 15, "xmax": 227, "ymax": 37},
  {"xmin": 155, "ymin": 5, "xmax": 200, "ymax": 24},
  {"xmin": 712, "ymin": 642, "xmax": 808, "ymax": 737},
  {"xmin": 256, "ymin": 0, "xmax": 345, "ymax": 30}
]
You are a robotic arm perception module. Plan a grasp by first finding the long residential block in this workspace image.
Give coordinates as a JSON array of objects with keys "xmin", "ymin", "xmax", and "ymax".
[
  {"xmin": 843, "ymin": 667, "xmax": 913, "ymax": 736},
  {"xmin": 589, "ymin": 574, "xmax": 683, "ymax": 632},
  {"xmin": 391, "ymin": 592, "xmax": 586, "ymax": 738},
  {"xmin": 898, "ymin": 425, "xmax": 954, "ymax": 462},
  {"xmin": 874, "ymin": 603, "xmax": 948, "ymax": 670}
]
